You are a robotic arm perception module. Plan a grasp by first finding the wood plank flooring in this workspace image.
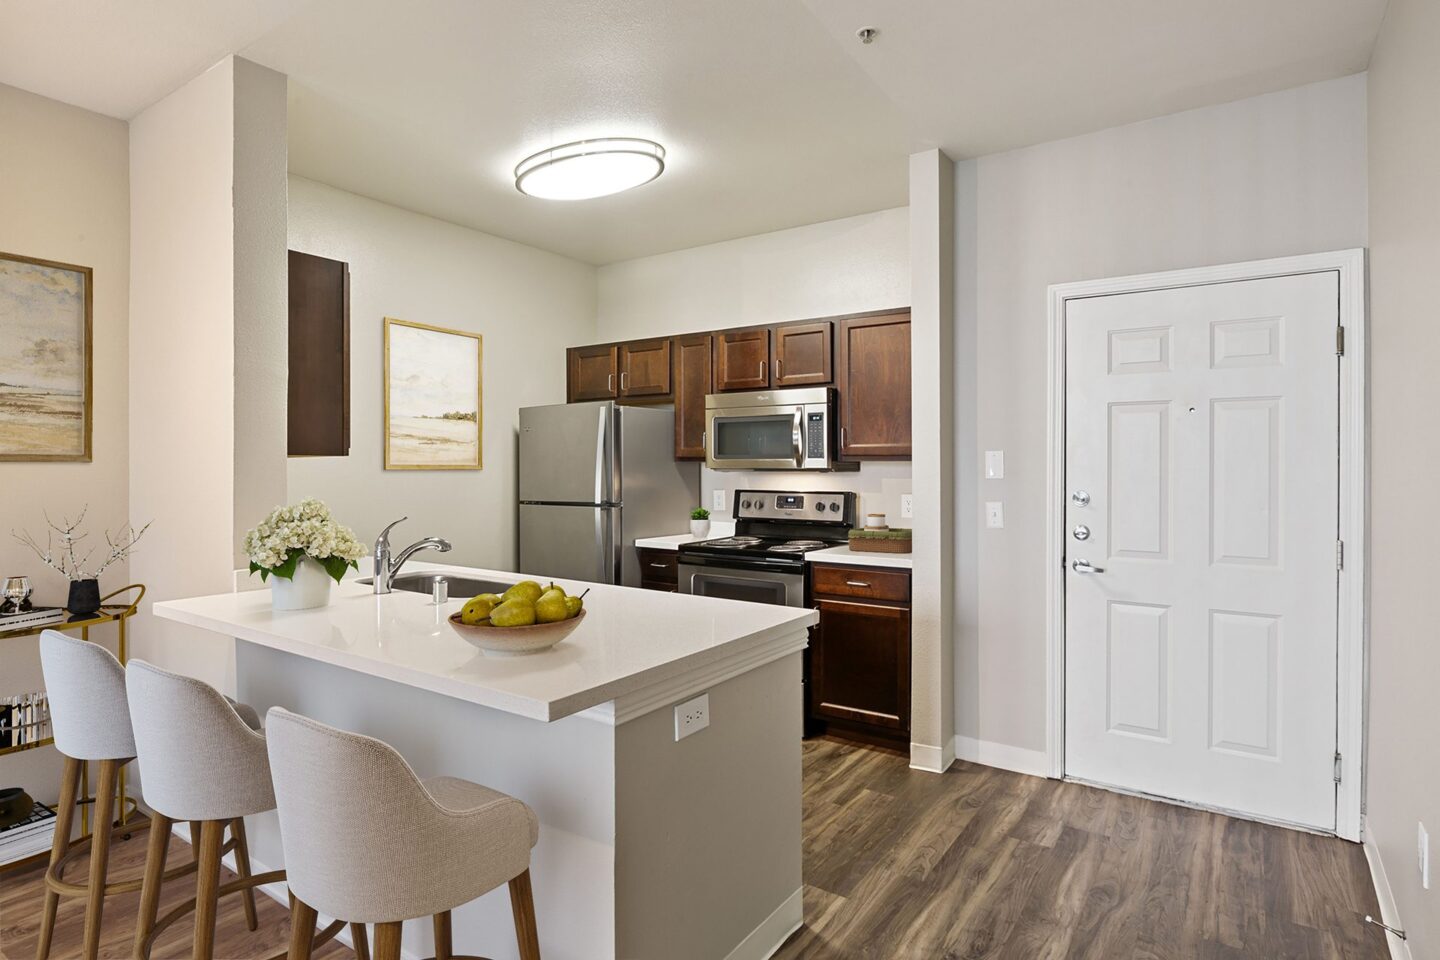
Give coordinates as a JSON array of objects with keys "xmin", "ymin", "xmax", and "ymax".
[
  {"xmin": 775, "ymin": 737, "xmax": 1389, "ymax": 960},
  {"xmin": 0, "ymin": 823, "xmax": 351, "ymax": 960},
  {"xmin": 0, "ymin": 739, "xmax": 1387, "ymax": 959}
]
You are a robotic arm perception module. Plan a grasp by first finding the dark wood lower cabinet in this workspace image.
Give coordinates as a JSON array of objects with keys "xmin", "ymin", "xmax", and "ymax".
[
  {"xmin": 807, "ymin": 564, "xmax": 911, "ymax": 744},
  {"xmin": 636, "ymin": 548, "xmax": 679, "ymax": 592}
]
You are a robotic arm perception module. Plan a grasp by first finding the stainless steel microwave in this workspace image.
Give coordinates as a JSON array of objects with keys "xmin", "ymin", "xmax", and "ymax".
[{"xmin": 704, "ymin": 387, "xmax": 856, "ymax": 471}]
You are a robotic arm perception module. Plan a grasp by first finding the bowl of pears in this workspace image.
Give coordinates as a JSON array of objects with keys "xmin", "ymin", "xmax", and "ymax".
[{"xmin": 447, "ymin": 579, "xmax": 587, "ymax": 655}]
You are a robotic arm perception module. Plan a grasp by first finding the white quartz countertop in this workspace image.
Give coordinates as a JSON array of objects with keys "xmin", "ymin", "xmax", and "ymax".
[
  {"xmin": 154, "ymin": 561, "xmax": 816, "ymax": 723},
  {"xmin": 803, "ymin": 545, "xmax": 913, "ymax": 569},
  {"xmin": 634, "ymin": 520, "xmax": 736, "ymax": 551}
]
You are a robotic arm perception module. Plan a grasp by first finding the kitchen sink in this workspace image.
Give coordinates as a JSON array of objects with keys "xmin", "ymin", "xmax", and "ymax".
[{"xmin": 357, "ymin": 572, "xmax": 516, "ymax": 598}]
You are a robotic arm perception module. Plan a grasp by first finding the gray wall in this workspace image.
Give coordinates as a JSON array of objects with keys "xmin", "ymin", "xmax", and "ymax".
[
  {"xmin": 1367, "ymin": 0, "xmax": 1440, "ymax": 950},
  {"xmin": 286, "ymin": 177, "xmax": 597, "ymax": 573},
  {"xmin": 956, "ymin": 74, "xmax": 1370, "ymax": 758}
]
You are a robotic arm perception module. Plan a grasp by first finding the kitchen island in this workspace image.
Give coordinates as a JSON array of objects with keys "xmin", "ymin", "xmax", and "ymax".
[{"xmin": 154, "ymin": 562, "xmax": 816, "ymax": 960}]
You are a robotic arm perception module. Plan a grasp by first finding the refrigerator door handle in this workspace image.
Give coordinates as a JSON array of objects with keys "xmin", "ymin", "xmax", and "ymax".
[{"xmin": 594, "ymin": 404, "xmax": 609, "ymax": 505}]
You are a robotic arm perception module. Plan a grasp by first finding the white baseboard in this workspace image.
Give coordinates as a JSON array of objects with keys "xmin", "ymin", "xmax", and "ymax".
[
  {"xmin": 909, "ymin": 735, "xmax": 956, "ymax": 773},
  {"xmin": 953, "ymin": 736, "xmax": 1049, "ymax": 778},
  {"xmin": 724, "ymin": 887, "xmax": 803, "ymax": 960},
  {"xmin": 1362, "ymin": 817, "xmax": 1413, "ymax": 960}
]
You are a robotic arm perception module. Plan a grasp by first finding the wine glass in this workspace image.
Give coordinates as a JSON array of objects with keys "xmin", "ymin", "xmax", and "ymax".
[{"xmin": 2, "ymin": 576, "xmax": 32, "ymax": 614}]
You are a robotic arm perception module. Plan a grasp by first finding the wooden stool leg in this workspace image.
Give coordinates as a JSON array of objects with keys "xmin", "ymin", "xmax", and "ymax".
[
  {"xmin": 189, "ymin": 821, "xmax": 201, "ymax": 860},
  {"xmin": 432, "ymin": 911, "xmax": 452, "ymax": 960},
  {"xmin": 82, "ymin": 759, "xmax": 120, "ymax": 960},
  {"xmin": 508, "ymin": 870, "xmax": 541, "ymax": 960},
  {"xmin": 34, "ymin": 755, "xmax": 80, "ymax": 960},
  {"xmin": 373, "ymin": 921, "xmax": 403, "ymax": 960},
  {"xmin": 230, "ymin": 816, "xmax": 260, "ymax": 931},
  {"xmin": 132, "ymin": 811, "xmax": 173, "ymax": 960},
  {"xmin": 287, "ymin": 897, "xmax": 318, "ymax": 960},
  {"xmin": 350, "ymin": 922, "xmax": 370, "ymax": 960},
  {"xmin": 192, "ymin": 819, "xmax": 224, "ymax": 960}
]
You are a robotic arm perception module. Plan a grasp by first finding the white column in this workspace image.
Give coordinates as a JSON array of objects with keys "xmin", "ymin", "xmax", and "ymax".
[
  {"xmin": 128, "ymin": 56, "xmax": 288, "ymax": 689},
  {"xmin": 908, "ymin": 149, "xmax": 956, "ymax": 771}
]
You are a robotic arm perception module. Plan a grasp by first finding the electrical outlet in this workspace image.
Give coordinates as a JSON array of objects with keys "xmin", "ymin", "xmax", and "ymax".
[
  {"xmin": 985, "ymin": 450, "xmax": 1005, "ymax": 479},
  {"xmin": 985, "ymin": 501, "xmax": 1004, "ymax": 529},
  {"xmin": 900, "ymin": 494, "xmax": 914, "ymax": 519},
  {"xmin": 1421, "ymin": 822, "xmax": 1431, "ymax": 890},
  {"xmin": 712, "ymin": 489, "xmax": 727, "ymax": 512},
  {"xmin": 675, "ymin": 693, "xmax": 710, "ymax": 741}
]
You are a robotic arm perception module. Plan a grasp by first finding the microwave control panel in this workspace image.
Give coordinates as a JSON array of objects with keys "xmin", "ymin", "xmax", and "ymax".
[
  {"xmin": 734, "ymin": 490, "xmax": 852, "ymax": 521},
  {"xmin": 806, "ymin": 412, "xmax": 826, "ymax": 458}
]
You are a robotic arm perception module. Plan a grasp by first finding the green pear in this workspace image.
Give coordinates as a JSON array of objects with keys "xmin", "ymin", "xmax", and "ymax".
[
  {"xmin": 460, "ymin": 594, "xmax": 498, "ymax": 625},
  {"xmin": 489, "ymin": 598, "xmax": 537, "ymax": 627},
  {"xmin": 502, "ymin": 580, "xmax": 544, "ymax": 604},
  {"xmin": 535, "ymin": 593, "xmax": 569, "ymax": 623},
  {"xmin": 564, "ymin": 595, "xmax": 583, "ymax": 618}
]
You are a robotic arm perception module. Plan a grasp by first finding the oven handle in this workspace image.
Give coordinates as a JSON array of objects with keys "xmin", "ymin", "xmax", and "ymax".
[{"xmin": 792, "ymin": 406, "xmax": 804, "ymax": 469}]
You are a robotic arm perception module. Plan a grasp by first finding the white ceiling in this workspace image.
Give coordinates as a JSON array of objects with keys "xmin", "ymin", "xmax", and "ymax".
[{"xmin": 0, "ymin": 0, "xmax": 1389, "ymax": 264}]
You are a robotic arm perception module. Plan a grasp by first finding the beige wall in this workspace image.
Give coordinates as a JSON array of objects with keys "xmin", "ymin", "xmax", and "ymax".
[
  {"xmin": 0, "ymin": 82, "xmax": 129, "ymax": 802},
  {"xmin": 1366, "ymin": 0, "xmax": 1440, "ymax": 950},
  {"xmin": 959, "ymin": 74, "xmax": 1370, "ymax": 757},
  {"xmin": 285, "ymin": 177, "xmax": 597, "ymax": 572},
  {"xmin": 595, "ymin": 207, "xmax": 913, "ymax": 523},
  {"xmin": 129, "ymin": 57, "xmax": 288, "ymax": 692}
]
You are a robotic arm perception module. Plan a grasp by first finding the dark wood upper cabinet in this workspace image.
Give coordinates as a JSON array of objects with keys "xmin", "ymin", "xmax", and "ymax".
[
  {"xmin": 672, "ymin": 334, "xmax": 712, "ymax": 460},
  {"xmin": 713, "ymin": 328, "xmax": 772, "ymax": 391},
  {"xmin": 568, "ymin": 344, "xmax": 618, "ymax": 402},
  {"xmin": 288, "ymin": 250, "xmax": 350, "ymax": 457},
  {"xmin": 836, "ymin": 311, "xmax": 911, "ymax": 459},
  {"xmin": 618, "ymin": 338, "xmax": 671, "ymax": 398},
  {"xmin": 773, "ymin": 320, "xmax": 832, "ymax": 386}
]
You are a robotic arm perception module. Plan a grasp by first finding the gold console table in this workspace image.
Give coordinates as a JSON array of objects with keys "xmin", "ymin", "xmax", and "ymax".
[{"xmin": 0, "ymin": 583, "xmax": 146, "ymax": 876}]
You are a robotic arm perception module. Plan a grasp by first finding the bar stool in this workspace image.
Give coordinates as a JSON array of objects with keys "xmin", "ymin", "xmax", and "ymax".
[
  {"xmin": 265, "ymin": 707, "xmax": 542, "ymax": 960},
  {"xmin": 125, "ymin": 660, "xmax": 347, "ymax": 960},
  {"xmin": 35, "ymin": 630, "xmax": 244, "ymax": 960}
]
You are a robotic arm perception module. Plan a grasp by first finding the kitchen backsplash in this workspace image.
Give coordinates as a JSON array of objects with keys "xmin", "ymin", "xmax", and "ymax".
[{"xmin": 700, "ymin": 462, "xmax": 912, "ymax": 526}]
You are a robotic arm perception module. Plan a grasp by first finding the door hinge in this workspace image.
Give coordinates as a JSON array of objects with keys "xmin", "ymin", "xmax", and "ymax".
[
  {"xmin": 1336, "ymin": 326, "xmax": 1345, "ymax": 356},
  {"xmin": 1336, "ymin": 540, "xmax": 1344, "ymax": 570},
  {"xmin": 1334, "ymin": 751, "xmax": 1343, "ymax": 783}
]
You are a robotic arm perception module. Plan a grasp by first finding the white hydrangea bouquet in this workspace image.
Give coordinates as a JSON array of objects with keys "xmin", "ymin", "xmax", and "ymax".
[{"xmin": 243, "ymin": 498, "xmax": 367, "ymax": 584}]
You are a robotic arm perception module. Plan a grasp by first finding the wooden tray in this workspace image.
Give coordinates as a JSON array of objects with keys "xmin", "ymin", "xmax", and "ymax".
[{"xmin": 847, "ymin": 536, "xmax": 913, "ymax": 554}]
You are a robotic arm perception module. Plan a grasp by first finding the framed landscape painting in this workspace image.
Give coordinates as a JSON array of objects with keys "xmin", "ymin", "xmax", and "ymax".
[
  {"xmin": 384, "ymin": 317, "xmax": 483, "ymax": 470},
  {"xmin": 0, "ymin": 252, "xmax": 92, "ymax": 462}
]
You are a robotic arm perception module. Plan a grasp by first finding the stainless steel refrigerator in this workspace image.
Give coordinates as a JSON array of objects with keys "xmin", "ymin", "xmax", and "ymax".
[{"xmin": 518, "ymin": 401, "xmax": 699, "ymax": 587}]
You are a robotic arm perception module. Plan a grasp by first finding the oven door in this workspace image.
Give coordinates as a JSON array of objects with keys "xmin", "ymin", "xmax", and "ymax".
[{"xmin": 678, "ymin": 558, "xmax": 805, "ymax": 607}]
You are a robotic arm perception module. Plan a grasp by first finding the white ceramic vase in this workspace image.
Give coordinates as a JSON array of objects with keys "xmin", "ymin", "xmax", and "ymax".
[
  {"xmin": 689, "ymin": 518, "xmax": 711, "ymax": 538},
  {"xmin": 270, "ymin": 557, "xmax": 333, "ymax": 611}
]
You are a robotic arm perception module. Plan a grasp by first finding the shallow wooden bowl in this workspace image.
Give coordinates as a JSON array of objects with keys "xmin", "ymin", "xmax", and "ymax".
[{"xmin": 447, "ymin": 609, "xmax": 586, "ymax": 655}]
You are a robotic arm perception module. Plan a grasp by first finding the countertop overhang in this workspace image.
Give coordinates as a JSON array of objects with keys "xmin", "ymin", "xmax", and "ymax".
[{"xmin": 154, "ymin": 562, "xmax": 816, "ymax": 724}]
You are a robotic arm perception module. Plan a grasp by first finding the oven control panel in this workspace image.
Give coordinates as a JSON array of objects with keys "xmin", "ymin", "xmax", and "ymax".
[{"xmin": 733, "ymin": 490, "xmax": 852, "ymax": 521}]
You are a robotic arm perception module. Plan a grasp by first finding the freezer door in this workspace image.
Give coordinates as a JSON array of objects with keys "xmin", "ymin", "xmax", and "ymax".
[
  {"xmin": 518, "ymin": 503, "xmax": 620, "ymax": 584},
  {"xmin": 519, "ymin": 402, "xmax": 615, "ymax": 504}
]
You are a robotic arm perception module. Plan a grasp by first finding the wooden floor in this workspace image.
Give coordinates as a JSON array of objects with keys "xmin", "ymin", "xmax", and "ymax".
[
  {"xmin": 1, "ymin": 739, "xmax": 1387, "ymax": 960},
  {"xmin": 776, "ymin": 738, "xmax": 1389, "ymax": 960}
]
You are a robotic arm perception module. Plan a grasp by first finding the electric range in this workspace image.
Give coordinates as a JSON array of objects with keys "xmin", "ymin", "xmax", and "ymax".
[{"xmin": 677, "ymin": 490, "xmax": 856, "ymax": 607}]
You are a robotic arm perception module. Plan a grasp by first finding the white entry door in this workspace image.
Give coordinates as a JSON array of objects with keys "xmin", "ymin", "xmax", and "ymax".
[{"xmin": 1064, "ymin": 272, "xmax": 1339, "ymax": 831}]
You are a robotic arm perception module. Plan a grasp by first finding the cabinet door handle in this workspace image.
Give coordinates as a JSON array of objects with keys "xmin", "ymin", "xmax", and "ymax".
[
  {"xmin": 774, "ymin": 358, "xmax": 781, "ymax": 380},
  {"xmin": 758, "ymin": 360, "xmax": 765, "ymax": 381},
  {"xmin": 649, "ymin": 562, "xmax": 668, "ymax": 569},
  {"xmin": 607, "ymin": 373, "xmax": 614, "ymax": 392},
  {"xmin": 620, "ymin": 371, "xmax": 628, "ymax": 391},
  {"xmin": 840, "ymin": 426, "xmax": 847, "ymax": 448},
  {"xmin": 845, "ymin": 580, "xmax": 871, "ymax": 588}
]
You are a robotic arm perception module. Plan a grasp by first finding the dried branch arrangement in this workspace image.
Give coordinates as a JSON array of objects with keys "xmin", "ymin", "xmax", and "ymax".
[{"xmin": 12, "ymin": 506, "xmax": 152, "ymax": 582}]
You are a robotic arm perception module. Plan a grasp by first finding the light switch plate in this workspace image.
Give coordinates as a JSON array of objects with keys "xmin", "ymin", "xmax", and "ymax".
[
  {"xmin": 675, "ymin": 693, "xmax": 710, "ymax": 741},
  {"xmin": 900, "ymin": 494, "xmax": 914, "ymax": 519},
  {"xmin": 712, "ymin": 489, "xmax": 727, "ymax": 512},
  {"xmin": 985, "ymin": 450, "xmax": 1005, "ymax": 479},
  {"xmin": 985, "ymin": 501, "xmax": 1004, "ymax": 528}
]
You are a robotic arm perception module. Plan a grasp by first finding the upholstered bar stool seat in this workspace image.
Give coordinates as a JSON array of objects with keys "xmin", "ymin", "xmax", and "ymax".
[
  {"xmin": 126, "ymin": 661, "xmax": 346, "ymax": 960},
  {"xmin": 35, "ymin": 630, "xmax": 246, "ymax": 960},
  {"xmin": 265, "ymin": 708, "xmax": 542, "ymax": 960}
]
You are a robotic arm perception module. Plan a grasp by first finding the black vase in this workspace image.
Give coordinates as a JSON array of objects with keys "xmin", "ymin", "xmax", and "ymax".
[{"xmin": 67, "ymin": 578, "xmax": 101, "ymax": 620}]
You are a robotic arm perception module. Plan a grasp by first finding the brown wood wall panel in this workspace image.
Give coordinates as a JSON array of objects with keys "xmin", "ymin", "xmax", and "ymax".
[{"xmin": 288, "ymin": 250, "xmax": 350, "ymax": 457}]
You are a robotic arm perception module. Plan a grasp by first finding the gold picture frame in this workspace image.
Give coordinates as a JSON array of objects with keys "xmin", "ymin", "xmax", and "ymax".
[
  {"xmin": 0, "ymin": 251, "xmax": 93, "ymax": 462},
  {"xmin": 383, "ymin": 317, "xmax": 483, "ymax": 470}
]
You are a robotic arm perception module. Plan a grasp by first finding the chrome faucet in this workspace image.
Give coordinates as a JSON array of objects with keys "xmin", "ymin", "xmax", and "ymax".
[{"xmin": 373, "ymin": 517, "xmax": 452, "ymax": 594}]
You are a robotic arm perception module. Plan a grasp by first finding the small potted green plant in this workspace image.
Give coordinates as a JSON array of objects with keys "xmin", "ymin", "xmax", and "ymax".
[{"xmin": 689, "ymin": 506, "xmax": 711, "ymax": 539}]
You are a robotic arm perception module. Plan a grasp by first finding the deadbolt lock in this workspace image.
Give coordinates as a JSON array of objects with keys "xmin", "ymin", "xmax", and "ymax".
[
  {"xmin": 1072, "ymin": 524, "xmax": 1091, "ymax": 541},
  {"xmin": 1071, "ymin": 490, "xmax": 1090, "ymax": 507}
]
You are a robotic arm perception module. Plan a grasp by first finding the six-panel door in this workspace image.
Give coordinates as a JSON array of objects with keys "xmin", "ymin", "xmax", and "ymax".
[{"xmin": 1063, "ymin": 272, "xmax": 1340, "ymax": 831}]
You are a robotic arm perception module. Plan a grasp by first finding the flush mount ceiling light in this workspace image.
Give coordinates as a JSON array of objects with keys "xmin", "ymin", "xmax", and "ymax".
[{"xmin": 514, "ymin": 138, "xmax": 666, "ymax": 200}]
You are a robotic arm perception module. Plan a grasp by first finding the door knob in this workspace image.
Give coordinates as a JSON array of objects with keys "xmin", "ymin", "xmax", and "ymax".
[{"xmin": 1071, "ymin": 559, "xmax": 1105, "ymax": 574}]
